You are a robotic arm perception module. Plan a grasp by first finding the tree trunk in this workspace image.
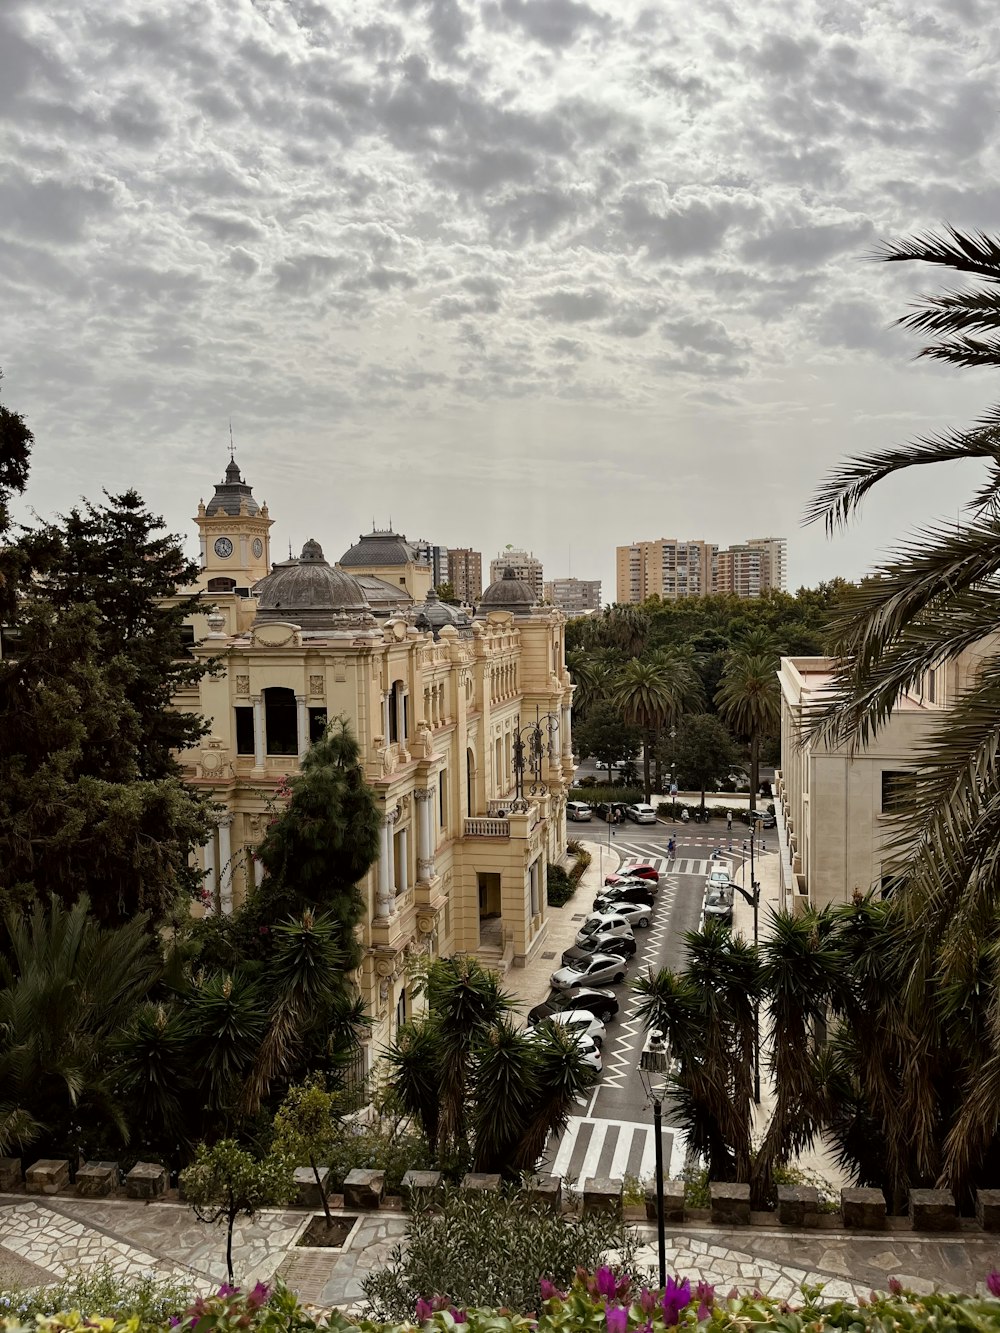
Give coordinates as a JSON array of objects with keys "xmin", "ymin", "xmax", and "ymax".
[
  {"xmin": 749, "ymin": 734, "xmax": 760, "ymax": 807},
  {"xmin": 642, "ymin": 729, "xmax": 652, "ymax": 803},
  {"xmin": 226, "ymin": 1207, "xmax": 236, "ymax": 1286},
  {"xmin": 311, "ymin": 1152, "xmax": 332, "ymax": 1225},
  {"xmin": 653, "ymin": 729, "xmax": 662, "ymax": 795}
]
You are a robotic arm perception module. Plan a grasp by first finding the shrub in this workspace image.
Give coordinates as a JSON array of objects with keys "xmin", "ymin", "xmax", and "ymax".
[
  {"xmin": 324, "ymin": 1119, "xmax": 433, "ymax": 1193},
  {"xmin": 0, "ymin": 1266, "xmax": 194, "ymax": 1329},
  {"xmin": 360, "ymin": 1187, "xmax": 639, "ymax": 1321},
  {"xmin": 568, "ymin": 785, "xmax": 645, "ymax": 806},
  {"xmin": 547, "ymin": 863, "xmax": 574, "ymax": 908}
]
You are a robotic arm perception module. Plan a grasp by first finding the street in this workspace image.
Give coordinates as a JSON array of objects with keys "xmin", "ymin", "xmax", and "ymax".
[{"xmin": 543, "ymin": 815, "xmax": 766, "ymax": 1186}]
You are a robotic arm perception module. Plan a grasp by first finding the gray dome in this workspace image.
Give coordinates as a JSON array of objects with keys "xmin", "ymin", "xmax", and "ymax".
[
  {"xmin": 340, "ymin": 528, "xmax": 420, "ymax": 568},
  {"xmin": 479, "ymin": 565, "xmax": 536, "ymax": 611},
  {"xmin": 254, "ymin": 540, "xmax": 371, "ymax": 628},
  {"xmin": 206, "ymin": 457, "xmax": 261, "ymax": 517},
  {"xmin": 414, "ymin": 587, "xmax": 473, "ymax": 638}
]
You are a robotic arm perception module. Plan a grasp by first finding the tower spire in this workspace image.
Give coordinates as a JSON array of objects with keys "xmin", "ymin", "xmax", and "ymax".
[{"xmin": 228, "ymin": 419, "xmax": 235, "ymax": 462}]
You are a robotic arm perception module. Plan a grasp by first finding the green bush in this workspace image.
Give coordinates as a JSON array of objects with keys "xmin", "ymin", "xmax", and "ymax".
[
  {"xmin": 360, "ymin": 1187, "xmax": 639, "ymax": 1321},
  {"xmin": 324, "ymin": 1119, "xmax": 433, "ymax": 1193},
  {"xmin": 568, "ymin": 785, "xmax": 645, "ymax": 806},
  {"xmin": 0, "ymin": 1265, "xmax": 194, "ymax": 1329},
  {"xmin": 547, "ymin": 863, "xmax": 575, "ymax": 907}
]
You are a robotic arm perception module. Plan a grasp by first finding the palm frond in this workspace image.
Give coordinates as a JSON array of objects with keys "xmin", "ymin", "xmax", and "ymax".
[
  {"xmin": 873, "ymin": 227, "xmax": 1000, "ymax": 281},
  {"xmin": 917, "ymin": 335, "xmax": 1000, "ymax": 368},
  {"xmin": 898, "ymin": 285, "xmax": 1000, "ymax": 336}
]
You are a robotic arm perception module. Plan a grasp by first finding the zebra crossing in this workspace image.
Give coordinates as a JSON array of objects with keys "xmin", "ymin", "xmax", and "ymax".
[{"xmin": 546, "ymin": 1115, "xmax": 688, "ymax": 1185}]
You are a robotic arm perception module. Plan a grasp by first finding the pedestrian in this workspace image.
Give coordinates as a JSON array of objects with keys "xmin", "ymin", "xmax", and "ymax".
[
  {"xmin": 667, "ymin": 837, "xmax": 676, "ymax": 857},
  {"xmin": 726, "ymin": 811, "xmax": 733, "ymax": 832}
]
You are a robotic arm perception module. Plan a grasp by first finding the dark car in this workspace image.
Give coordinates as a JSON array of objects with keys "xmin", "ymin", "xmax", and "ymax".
[
  {"xmin": 528, "ymin": 986, "xmax": 620, "ymax": 1025},
  {"xmin": 594, "ymin": 801, "xmax": 629, "ymax": 823},
  {"xmin": 593, "ymin": 884, "xmax": 655, "ymax": 912},
  {"xmin": 742, "ymin": 808, "xmax": 776, "ymax": 829},
  {"xmin": 561, "ymin": 934, "xmax": 637, "ymax": 968}
]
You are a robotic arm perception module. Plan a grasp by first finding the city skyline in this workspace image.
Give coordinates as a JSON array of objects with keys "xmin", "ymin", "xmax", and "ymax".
[{"xmin": 3, "ymin": 0, "xmax": 997, "ymax": 600}]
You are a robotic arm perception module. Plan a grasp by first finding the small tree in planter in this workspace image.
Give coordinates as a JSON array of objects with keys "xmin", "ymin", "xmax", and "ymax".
[
  {"xmin": 272, "ymin": 1076, "xmax": 342, "ymax": 1228},
  {"xmin": 180, "ymin": 1139, "xmax": 295, "ymax": 1285}
]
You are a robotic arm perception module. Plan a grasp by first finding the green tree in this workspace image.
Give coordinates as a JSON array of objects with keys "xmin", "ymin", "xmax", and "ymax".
[
  {"xmin": 572, "ymin": 700, "xmax": 640, "ymax": 776},
  {"xmin": 611, "ymin": 660, "xmax": 678, "ymax": 802},
  {"xmin": 436, "ymin": 580, "xmax": 458, "ymax": 604},
  {"xmin": 180, "ymin": 1139, "xmax": 295, "ymax": 1285},
  {"xmin": 273, "ymin": 1076, "xmax": 343, "ymax": 1225},
  {"xmin": 715, "ymin": 651, "xmax": 780, "ymax": 802},
  {"xmin": 0, "ymin": 370, "xmax": 33, "ymax": 617},
  {"xmin": 670, "ymin": 713, "xmax": 738, "ymax": 814}
]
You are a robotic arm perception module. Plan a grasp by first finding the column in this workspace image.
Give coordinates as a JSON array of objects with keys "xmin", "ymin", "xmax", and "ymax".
[
  {"xmin": 217, "ymin": 815, "xmax": 234, "ymax": 916},
  {"xmin": 382, "ymin": 692, "xmax": 391, "ymax": 741},
  {"xmin": 202, "ymin": 832, "xmax": 217, "ymax": 912},
  {"xmin": 561, "ymin": 704, "xmax": 573, "ymax": 761},
  {"xmin": 377, "ymin": 810, "xmax": 397, "ymax": 917},
  {"xmin": 415, "ymin": 787, "xmax": 436, "ymax": 881},
  {"xmin": 296, "ymin": 694, "xmax": 308, "ymax": 758},
  {"xmin": 398, "ymin": 826, "xmax": 409, "ymax": 894},
  {"xmin": 253, "ymin": 851, "xmax": 264, "ymax": 889},
  {"xmin": 252, "ymin": 695, "xmax": 265, "ymax": 767}
]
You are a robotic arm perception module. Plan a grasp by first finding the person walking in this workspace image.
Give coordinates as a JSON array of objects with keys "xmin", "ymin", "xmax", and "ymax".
[{"xmin": 726, "ymin": 811, "xmax": 733, "ymax": 832}]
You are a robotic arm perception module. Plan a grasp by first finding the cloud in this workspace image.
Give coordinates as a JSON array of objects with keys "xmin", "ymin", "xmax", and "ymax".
[
  {"xmin": 0, "ymin": 168, "xmax": 115, "ymax": 245},
  {"xmin": 483, "ymin": 0, "xmax": 609, "ymax": 48}
]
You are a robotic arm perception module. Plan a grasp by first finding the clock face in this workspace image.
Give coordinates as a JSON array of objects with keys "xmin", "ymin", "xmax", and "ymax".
[
  {"xmin": 252, "ymin": 538, "xmax": 263, "ymax": 558},
  {"xmin": 214, "ymin": 537, "xmax": 233, "ymax": 559}
]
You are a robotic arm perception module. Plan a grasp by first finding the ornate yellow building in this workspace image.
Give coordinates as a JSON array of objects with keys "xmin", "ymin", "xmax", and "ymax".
[{"xmin": 177, "ymin": 460, "xmax": 575, "ymax": 1061}]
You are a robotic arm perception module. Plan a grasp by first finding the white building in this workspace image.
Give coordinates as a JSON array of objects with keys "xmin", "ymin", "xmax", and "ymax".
[{"xmin": 491, "ymin": 550, "xmax": 544, "ymax": 603}]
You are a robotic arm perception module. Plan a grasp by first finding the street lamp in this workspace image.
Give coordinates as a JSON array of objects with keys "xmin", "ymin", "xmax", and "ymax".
[
  {"xmin": 732, "ymin": 811, "xmax": 762, "ymax": 1103},
  {"xmin": 510, "ymin": 706, "xmax": 558, "ymax": 812},
  {"xmin": 638, "ymin": 1029, "xmax": 674, "ymax": 1289}
]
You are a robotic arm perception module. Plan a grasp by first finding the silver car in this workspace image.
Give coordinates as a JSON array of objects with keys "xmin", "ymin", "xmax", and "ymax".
[{"xmin": 550, "ymin": 952, "xmax": 629, "ymax": 990}]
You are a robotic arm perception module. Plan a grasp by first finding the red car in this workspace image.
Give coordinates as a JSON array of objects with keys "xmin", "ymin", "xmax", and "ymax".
[{"xmin": 605, "ymin": 862, "xmax": 660, "ymax": 886}]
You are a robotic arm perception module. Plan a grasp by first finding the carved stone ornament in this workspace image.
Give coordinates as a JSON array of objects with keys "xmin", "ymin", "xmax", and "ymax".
[
  {"xmin": 413, "ymin": 786, "xmax": 435, "ymax": 803},
  {"xmin": 235, "ymin": 675, "xmax": 250, "ymax": 695},
  {"xmin": 399, "ymin": 793, "xmax": 411, "ymax": 813},
  {"xmin": 381, "ymin": 746, "xmax": 398, "ymax": 777},
  {"xmin": 309, "ymin": 674, "xmax": 325, "ymax": 697},
  {"xmin": 385, "ymin": 805, "xmax": 401, "ymax": 826},
  {"xmin": 416, "ymin": 912, "xmax": 436, "ymax": 937},
  {"xmin": 248, "ymin": 814, "xmax": 263, "ymax": 837}
]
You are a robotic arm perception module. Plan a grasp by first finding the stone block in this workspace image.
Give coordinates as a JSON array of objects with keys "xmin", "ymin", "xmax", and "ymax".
[
  {"xmin": 293, "ymin": 1165, "xmax": 331, "ymax": 1209},
  {"xmin": 76, "ymin": 1162, "xmax": 119, "ymax": 1198},
  {"xmin": 343, "ymin": 1168, "xmax": 385, "ymax": 1210},
  {"xmin": 125, "ymin": 1161, "xmax": 168, "ymax": 1200},
  {"xmin": 460, "ymin": 1172, "xmax": 501, "ymax": 1193},
  {"xmin": 910, "ymin": 1187, "xmax": 957, "ymax": 1231},
  {"xmin": 401, "ymin": 1170, "xmax": 445, "ymax": 1205},
  {"xmin": 644, "ymin": 1179, "xmax": 685, "ymax": 1224},
  {"xmin": 777, "ymin": 1184, "xmax": 818, "ymax": 1227},
  {"xmin": 582, "ymin": 1177, "xmax": 623, "ymax": 1219},
  {"xmin": 709, "ymin": 1181, "xmax": 750, "ymax": 1226},
  {"xmin": 25, "ymin": 1159, "xmax": 70, "ymax": 1195},
  {"xmin": 841, "ymin": 1187, "xmax": 886, "ymax": 1229},
  {"xmin": 0, "ymin": 1158, "xmax": 22, "ymax": 1191},
  {"xmin": 976, "ymin": 1189, "xmax": 1000, "ymax": 1232},
  {"xmin": 525, "ymin": 1174, "xmax": 562, "ymax": 1212}
]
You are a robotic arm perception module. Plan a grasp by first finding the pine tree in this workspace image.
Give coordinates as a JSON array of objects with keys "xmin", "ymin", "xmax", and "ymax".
[{"xmin": 0, "ymin": 371, "xmax": 33, "ymax": 618}]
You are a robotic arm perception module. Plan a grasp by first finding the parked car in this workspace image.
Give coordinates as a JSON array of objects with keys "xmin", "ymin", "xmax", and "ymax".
[
  {"xmin": 566, "ymin": 801, "xmax": 592, "ymax": 822},
  {"xmin": 606, "ymin": 899, "xmax": 653, "ymax": 929},
  {"xmin": 703, "ymin": 886, "xmax": 734, "ymax": 926},
  {"xmin": 594, "ymin": 801, "xmax": 629, "ymax": 823},
  {"xmin": 605, "ymin": 862, "xmax": 660, "ymax": 885},
  {"xmin": 742, "ymin": 808, "xmax": 776, "ymax": 828},
  {"xmin": 528, "ymin": 986, "xmax": 620, "ymax": 1025},
  {"xmin": 625, "ymin": 803, "xmax": 657, "ymax": 824},
  {"xmin": 543, "ymin": 1009, "xmax": 608, "ymax": 1046},
  {"xmin": 705, "ymin": 867, "xmax": 732, "ymax": 893},
  {"xmin": 602, "ymin": 874, "xmax": 659, "ymax": 892},
  {"xmin": 561, "ymin": 933, "xmax": 636, "ymax": 967},
  {"xmin": 575, "ymin": 912, "xmax": 636, "ymax": 949},
  {"xmin": 593, "ymin": 884, "xmax": 655, "ymax": 912},
  {"xmin": 551, "ymin": 953, "xmax": 629, "ymax": 990},
  {"xmin": 526, "ymin": 1024, "xmax": 603, "ymax": 1072}
]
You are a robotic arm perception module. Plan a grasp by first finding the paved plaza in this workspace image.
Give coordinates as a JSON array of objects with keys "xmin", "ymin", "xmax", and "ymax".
[{"xmin": 2, "ymin": 1193, "xmax": 998, "ymax": 1311}]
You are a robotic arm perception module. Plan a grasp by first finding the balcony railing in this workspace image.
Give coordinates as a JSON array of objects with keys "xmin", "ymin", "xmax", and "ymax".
[{"xmin": 464, "ymin": 817, "xmax": 510, "ymax": 838}]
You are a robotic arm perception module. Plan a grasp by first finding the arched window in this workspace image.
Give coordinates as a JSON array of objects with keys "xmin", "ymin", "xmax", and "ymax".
[
  {"xmin": 388, "ymin": 679, "xmax": 407, "ymax": 744},
  {"xmin": 207, "ymin": 576, "xmax": 237, "ymax": 592},
  {"xmin": 264, "ymin": 686, "xmax": 297, "ymax": 755}
]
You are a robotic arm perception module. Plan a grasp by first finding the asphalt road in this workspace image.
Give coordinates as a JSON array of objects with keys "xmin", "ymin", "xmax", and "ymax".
[{"xmin": 543, "ymin": 815, "xmax": 748, "ymax": 1185}]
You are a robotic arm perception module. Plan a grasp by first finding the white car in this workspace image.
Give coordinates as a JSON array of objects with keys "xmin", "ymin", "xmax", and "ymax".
[
  {"xmin": 625, "ymin": 803, "xmax": 657, "ymax": 824},
  {"xmin": 526, "ymin": 1025, "xmax": 603, "ymax": 1072},
  {"xmin": 608, "ymin": 899, "xmax": 653, "ymax": 930},
  {"xmin": 550, "ymin": 953, "xmax": 629, "ymax": 990},
  {"xmin": 575, "ymin": 912, "xmax": 636, "ymax": 949},
  {"xmin": 545, "ymin": 1010, "xmax": 608, "ymax": 1047},
  {"xmin": 705, "ymin": 867, "xmax": 732, "ymax": 893}
]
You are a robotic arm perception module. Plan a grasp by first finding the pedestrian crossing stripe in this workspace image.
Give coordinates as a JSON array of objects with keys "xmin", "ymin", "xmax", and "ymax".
[{"xmin": 548, "ymin": 1116, "xmax": 687, "ymax": 1185}]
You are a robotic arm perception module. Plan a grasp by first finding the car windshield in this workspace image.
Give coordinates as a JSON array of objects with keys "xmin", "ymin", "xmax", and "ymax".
[
  {"xmin": 581, "ymin": 919, "xmax": 608, "ymax": 937},
  {"xmin": 706, "ymin": 889, "xmax": 728, "ymax": 906}
]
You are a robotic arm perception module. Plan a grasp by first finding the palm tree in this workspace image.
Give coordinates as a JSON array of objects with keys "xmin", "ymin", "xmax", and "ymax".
[
  {"xmin": 600, "ymin": 604, "xmax": 651, "ymax": 657},
  {"xmin": 715, "ymin": 651, "xmax": 779, "ymax": 802},
  {"xmin": 648, "ymin": 646, "xmax": 704, "ymax": 791},
  {"xmin": 612, "ymin": 660, "xmax": 680, "ymax": 802}
]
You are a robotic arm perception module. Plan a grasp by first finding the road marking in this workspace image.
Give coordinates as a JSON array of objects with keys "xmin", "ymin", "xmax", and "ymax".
[{"xmin": 548, "ymin": 1116, "xmax": 687, "ymax": 1185}]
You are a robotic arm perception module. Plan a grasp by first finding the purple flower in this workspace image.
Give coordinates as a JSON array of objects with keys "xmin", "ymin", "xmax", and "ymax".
[
  {"xmin": 246, "ymin": 1283, "xmax": 270, "ymax": 1310},
  {"xmin": 217, "ymin": 1285, "xmax": 238, "ymax": 1298},
  {"xmin": 888, "ymin": 1278, "xmax": 902, "ymax": 1296},
  {"xmin": 450, "ymin": 1310, "xmax": 467, "ymax": 1324},
  {"xmin": 605, "ymin": 1304, "xmax": 628, "ymax": 1333},
  {"xmin": 661, "ymin": 1276, "xmax": 692, "ymax": 1327},
  {"xmin": 638, "ymin": 1288, "xmax": 657, "ymax": 1316},
  {"xmin": 596, "ymin": 1267, "xmax": 617, "ymax": 1300},
  {"xmin": 168, "ymin": 1319, "xmax": 181, "ymax": 1329},
  {"xmin": 539, "ymin": 1280, "xmax": 564, "ymax": 1302},
  {"xmin": 415, "ymin": 1299, "xmax": 434, "ymax": 1321},
  {"xmin": 988, "ymin": 1271, "xmax": 1000, "ymax": 1298}
]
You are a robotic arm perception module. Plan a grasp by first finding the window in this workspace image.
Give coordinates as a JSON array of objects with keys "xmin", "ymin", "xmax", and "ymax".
[
  {"xmin": 881, "ymin": 770, "xmax": 915, "ymax": 814},
  {"xmin": 308, "ymin": 707, "xmax": 328, "ymax": 743},
  {"xmin": 388, "ymin": 680, "xmax": 407, "ymax": 744},
  {"xmin": 438, "ymin": 769, "xmax": 447, "ymax": 828},
  {"xmin": 395, "ymin": 986, "xmax": 407, "ymax": 1032},
  {"xmin": 207, "ymin": 576, "xmax": 236, "ymax": 592},
  {"xmin": 264, "ymin": 686, "xmax": 298, "ymax": 755},
  {"xmin": 179, "ymin": 624, "xmax": 196, "ymax": 657},
  {"xmin": 234, "ymin": 707, "xmax": 255, "ymax": 755}
]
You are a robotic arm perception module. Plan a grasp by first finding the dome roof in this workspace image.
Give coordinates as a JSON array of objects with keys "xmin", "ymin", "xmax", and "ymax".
[
  {"xmin": 340, "ymin": 528, "xmax": 421, "ymax": 568},
  {"xmin": 254, "ymin": 540, "xmax": 371, "ymax": 628},
  {"xmin": 479, "ymin": 565, "xmax": 536, "ymax": 611},
  {"xmin": 206, "ymin": 457, "xmax": 261, "ymax": 517},
  {"xmin": 413, "ymin": 587, "xmax": 473, "ymax": 638}
]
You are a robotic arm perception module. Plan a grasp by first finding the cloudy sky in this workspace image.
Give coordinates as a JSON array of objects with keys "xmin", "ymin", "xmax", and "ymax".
[{"xmin": 3, "ymin": 0, "xmax": 999, "ymax": 599}]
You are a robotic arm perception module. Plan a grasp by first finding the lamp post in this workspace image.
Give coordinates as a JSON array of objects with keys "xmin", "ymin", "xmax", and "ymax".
[
  {"xmin": 732, "ymin": 810, "xmax": 762, "ymax": 1103},
  {"xmin": 639, "ymin": 1029, "xmax": 674, "ymax": 1289},
  {"xmin": 511, "ymin": 706, "xmax": 558, "ymax": 812}
]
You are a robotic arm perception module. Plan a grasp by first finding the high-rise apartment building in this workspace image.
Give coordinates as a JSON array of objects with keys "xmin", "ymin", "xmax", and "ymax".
[
  {"xmin": 747, "ymin": 537, "xmax": 787, "ymax": 592},
  {"xmin": 490, "ymin": 549, "xmax": 544, "ymax": 602},
  {"xmin": 715, "ymin": 537, "xmax": 788, "ymax": 597},
  {"xmin": 413, "ymin": 539, "xmax": 449, "ymax": 589},
  {"xmin": 447, "ymin": 547, "xmax": 482, "ymax": 602},
  {"xmin": 615, "ymin": 539, "xmax": 716, "ymax": 603},
  {"xmin": 544, "ymin": 578, "xmax": 601, "ymax": 615}
]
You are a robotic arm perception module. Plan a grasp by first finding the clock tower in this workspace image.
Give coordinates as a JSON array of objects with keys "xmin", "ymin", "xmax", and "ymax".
[{"xmin": 195, "ymin": 456, "xmax": 273, "ymax": 591}]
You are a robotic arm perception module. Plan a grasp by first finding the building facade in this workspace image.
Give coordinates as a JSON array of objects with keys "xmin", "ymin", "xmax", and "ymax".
[
  {"xmin": 543, "ymin": 578, "xmax": 602, "ymax": 615},
  {"xmin": 490, "ymin": 550, "xmax": 544, "ymax": 603},
  {"xmin": 447, "ymin": 548, "xmax": 482, "ymax": 603},
  {"xmin": 747, "ymin": 537, "xmax": 787, "ymax": 592},
  {"xmin": 414, "ymin": 539, "xmax": 449, "ymax": 589},
  {"xmin": 774, "ymin": 645, "xmax": 991, "ymax": 912},
  {"xmin": 615, "ymin": 539, "xmax": 716, "ymax": 603},
  {"xmin": 178, "ymin": 462, "xmax": 576, "ymax": 1067}
]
